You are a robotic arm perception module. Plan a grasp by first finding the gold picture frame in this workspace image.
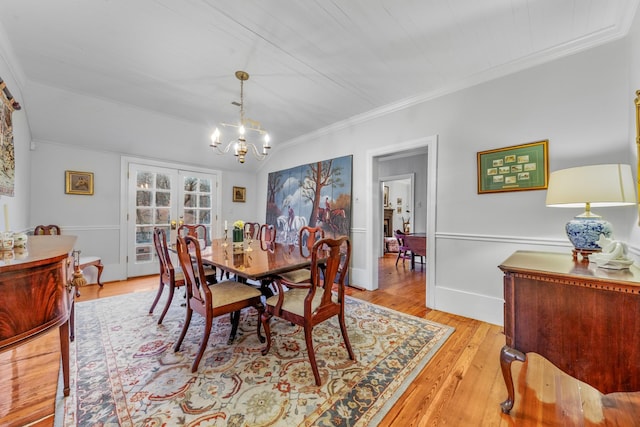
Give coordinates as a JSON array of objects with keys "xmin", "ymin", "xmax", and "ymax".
[
  {"xmin": 233, "ymin": 186, "xmax": 246, "ymax": 203},
  {"xmin": 477, "ymin": 140, "xmax": 548, "ymax": 194},
  {"xmin": 65, "ymin": 170, "xmax": 94, "ymax": 195}
]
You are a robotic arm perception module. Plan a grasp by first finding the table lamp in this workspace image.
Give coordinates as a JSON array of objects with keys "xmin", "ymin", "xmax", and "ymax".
[{"xmin": 545, "ymin": 163, "xmax": 636, "ymax": 260}]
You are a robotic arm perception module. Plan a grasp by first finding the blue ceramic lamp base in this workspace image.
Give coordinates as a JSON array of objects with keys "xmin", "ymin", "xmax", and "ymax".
[{"xmin": 565, "ymin": 215, "xmax": 613, "ymax": 261}]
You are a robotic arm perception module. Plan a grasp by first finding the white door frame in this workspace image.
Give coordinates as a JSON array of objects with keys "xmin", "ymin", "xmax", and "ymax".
[{"xmin": 365, "ymin": 135, "xmax": 438, "ymax": 308}]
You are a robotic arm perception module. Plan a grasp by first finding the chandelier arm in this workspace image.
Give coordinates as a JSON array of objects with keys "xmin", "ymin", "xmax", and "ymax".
[
  {"xmin": 211, "ymin": 141, "xmax": 237, "ymax": 155},
  {"xmin": 246, "ymin": 141, "xmax": 267, "ymax": 160}
]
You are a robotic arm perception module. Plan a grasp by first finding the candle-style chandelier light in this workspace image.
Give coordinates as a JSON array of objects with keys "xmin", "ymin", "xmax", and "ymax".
[{"xmin": 209, "ymin": 71, "xmax": 271, "ymax": 163}]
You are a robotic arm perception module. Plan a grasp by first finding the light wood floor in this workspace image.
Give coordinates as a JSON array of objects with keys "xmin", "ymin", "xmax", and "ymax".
[{"xmin": 1, "ymin": 254, "xmax": 638, "ymax": 426}]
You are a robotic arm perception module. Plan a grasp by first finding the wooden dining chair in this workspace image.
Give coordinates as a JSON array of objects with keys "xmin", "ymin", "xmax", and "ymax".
[
  {"xmin": 178, "ymin": 223, "xmax": 225, "ymax": 279},
  {"xmin": 174, "ymin": 234, "xmax": 265, "ymax": 372},
  {"xmin": 261, "ymin": 236, "xmax": 354, "ymax": 385},
  {"xmin": 34, "ymin": 224, "xmax": 104, "ymax": 287},
  {"xmin": 244, "ymin": 222, "xmax": 260, "ymax": 240},
  {"xmin": 394, "ymin": 230, "xmax": 413, "ymax": 267},
  {"xmin": 177, "ymin": 224, "xmax": 209, "ymax": 247},
  {"xmin": 277, "ymin": 226, "xmax": 325, "ymax": 284},
  {"xmin": 149, "ymin": 227, "xmax": 216, "ymax": 324},
  {"xmin": 259, "ymin": 224, "xmax": 275, "ymax": 244}
]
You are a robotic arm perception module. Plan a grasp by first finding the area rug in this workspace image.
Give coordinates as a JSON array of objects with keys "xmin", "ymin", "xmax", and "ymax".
[{"xmin": 59, "ymin": 290, "xmax": 454, "ymax": 426}]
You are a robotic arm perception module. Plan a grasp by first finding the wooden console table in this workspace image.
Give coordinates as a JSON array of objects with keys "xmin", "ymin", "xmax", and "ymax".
[
  {"xmin": 498, "ymin": 250, "xmax": 640, "ymax": 414},
  {"xmin": 0, "ymin": 235, "xmax": 76, "ymax": 396}
]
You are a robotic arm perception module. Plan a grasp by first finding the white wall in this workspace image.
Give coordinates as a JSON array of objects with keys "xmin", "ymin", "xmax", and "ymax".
[{"xmin": 9, "ymin": 22, "xmax": 640, "ymax": 325}]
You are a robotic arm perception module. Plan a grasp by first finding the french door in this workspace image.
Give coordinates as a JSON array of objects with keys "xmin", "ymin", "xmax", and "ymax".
[{"xmin": 127, "ymin": 163, "xmax": 218, "ymax": 277}]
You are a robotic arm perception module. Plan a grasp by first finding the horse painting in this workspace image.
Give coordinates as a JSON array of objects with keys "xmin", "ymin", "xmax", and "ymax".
[
  {"xmin": 316, "ymin": 208, "xmax": 348, "ymax": 235},
  {"xmin": 276, "ymin": 215, "xmax": 308, "ymax": 244}
]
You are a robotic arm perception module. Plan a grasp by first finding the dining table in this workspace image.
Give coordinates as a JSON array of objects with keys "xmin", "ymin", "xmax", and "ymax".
[
  {"xmin": 198, "ymin": 238, "xmax": 313, "ymax": 289},
  {"xmin": 402, "ymin": 232, "xmax": 426, "ymax": 270}
]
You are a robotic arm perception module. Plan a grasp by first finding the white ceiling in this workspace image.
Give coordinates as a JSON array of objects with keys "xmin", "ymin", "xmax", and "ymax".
[{"xmin": 1, "ymin": 0, "xmax": 638, "ymax": 150}]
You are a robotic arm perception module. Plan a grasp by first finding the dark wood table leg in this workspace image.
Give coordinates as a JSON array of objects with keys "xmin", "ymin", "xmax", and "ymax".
[{"xmin": 500, "ymin": 345, "xmax": 526, "ymax": 414}]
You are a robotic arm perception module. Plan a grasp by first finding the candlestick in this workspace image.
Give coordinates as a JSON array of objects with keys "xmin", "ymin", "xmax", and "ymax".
[{"xmin": 224, "ymin": 220, "xmax": 228, "ymax": 231}]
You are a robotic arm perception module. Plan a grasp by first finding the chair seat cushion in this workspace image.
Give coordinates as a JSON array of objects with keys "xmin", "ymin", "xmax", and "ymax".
[
  {"xmin": 173, "ymin": 269, "xmax": 185, "ymax": 282},
  {"xmin": 209, "ymin": 281, "xmax": 261, "ymax": 308},
  {"xmin": 265, "ymin": 289, "xmax": 337, "ymax": 317},
  {"xmin": 78, "ymin": 256, "xmax": 101, "ymax": 265},
  {"xmin": 278, "ymin": 268, "xmax": 311, "ymax": 283}
]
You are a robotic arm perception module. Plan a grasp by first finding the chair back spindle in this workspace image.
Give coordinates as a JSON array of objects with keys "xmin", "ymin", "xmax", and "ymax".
[{"xmin": 178, "ymin": 224, "xmax": 209, "ymax": 248}]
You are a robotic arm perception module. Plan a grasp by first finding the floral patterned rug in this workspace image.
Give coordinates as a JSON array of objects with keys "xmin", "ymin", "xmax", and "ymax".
[{"xmin": 59, "ymin": 290, "xmax": 454, "ymax": 426}]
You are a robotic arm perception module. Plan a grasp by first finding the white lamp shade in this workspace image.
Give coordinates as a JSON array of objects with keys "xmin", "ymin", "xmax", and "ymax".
[{"xmin": 545, "ymin": 164, "xmax": 636, "ymax": 208}]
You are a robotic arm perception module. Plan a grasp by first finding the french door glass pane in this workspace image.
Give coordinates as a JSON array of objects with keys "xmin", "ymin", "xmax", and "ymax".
[
  {"xmin": 134, "ymin": 170, "xmax": 173, "ymax": 263},
  {"xmin": 181, "ymin": 175, "xmax": 213, "ymax": 241}
]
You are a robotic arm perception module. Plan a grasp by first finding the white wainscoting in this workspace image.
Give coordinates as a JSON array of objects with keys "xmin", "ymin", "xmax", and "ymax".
[
  {"xmin": 432, "ymin": 233, "xmax": 639, "ymax": 326},
  {"xmin": 349, "ymin": 227, "xmax": 368, "ymax": 288}
]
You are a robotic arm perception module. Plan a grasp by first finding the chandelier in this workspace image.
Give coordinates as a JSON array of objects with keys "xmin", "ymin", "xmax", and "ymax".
[{"xmin": 210, "ymin": 70, "xmax": 271, "ymax": 163}]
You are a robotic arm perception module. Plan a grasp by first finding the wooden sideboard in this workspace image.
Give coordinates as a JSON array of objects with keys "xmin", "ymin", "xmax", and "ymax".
[
  {"xmin": 498, "ymin": 250, "xmax": 640, "ymax": 414},
  {"xmin": 0, "ymin": 235, "xmax": 76, "ymax": 396}
]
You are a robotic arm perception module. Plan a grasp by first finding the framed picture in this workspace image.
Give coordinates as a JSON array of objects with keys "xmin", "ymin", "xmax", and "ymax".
[
  {"xmin": 65, "ymin": 170, "xmax": 94, "ymax": 195},
  {"xmin": 477, "ymin": 140, "xmax": 548, "ymax": 194},
  {"xmin": 233, "ymin": 186, "xmax": 246, "ymax": 203},
  {"xmin": 383, "ymin": 185, "xmax": 389, "ymax": 207}
]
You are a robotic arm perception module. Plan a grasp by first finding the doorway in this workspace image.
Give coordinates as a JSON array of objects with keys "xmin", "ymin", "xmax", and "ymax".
[
  {"xmin": 365, "ymin": 135, "xmax": 438, "ymax": 308},
  {"xmin": 381, "ymin": 174, "xmax": 414, "ymax": 251},
  {"xmin": 120, "ymin": 157, "xmax": 221, "ymax": 278}
]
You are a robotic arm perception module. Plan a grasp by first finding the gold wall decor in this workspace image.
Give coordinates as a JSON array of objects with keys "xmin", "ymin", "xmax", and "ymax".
[
  {"xmin": 477, "ymin": 140, "xmax": 549, "ymax": 194},
  {"xmin": 0, "ymin": 77, "xmax": 20, "ymax": 197},
  {"xmin": 65, "ymin": 170, "xmax": 94, "ymax": 195},
  {"xmin": 232, "ymin": 186, "xmax": 246, "ymax": 202}
]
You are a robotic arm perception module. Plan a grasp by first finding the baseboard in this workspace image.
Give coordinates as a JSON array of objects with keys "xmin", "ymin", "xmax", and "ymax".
[{"xmin": 434, "ymin": 285, "xmax": 503, "ymax": 326}]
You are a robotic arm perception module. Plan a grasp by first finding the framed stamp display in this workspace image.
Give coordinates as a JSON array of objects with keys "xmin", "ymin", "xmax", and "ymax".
[{"xmin": 477, "ymin": 140, "xmax": 548, "ymax": 194}]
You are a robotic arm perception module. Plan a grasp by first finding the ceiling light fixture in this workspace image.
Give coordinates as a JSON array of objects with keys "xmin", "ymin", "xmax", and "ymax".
[{"xmin": 209, "ymin": 71, "xmax": 271, "ymax": 164}]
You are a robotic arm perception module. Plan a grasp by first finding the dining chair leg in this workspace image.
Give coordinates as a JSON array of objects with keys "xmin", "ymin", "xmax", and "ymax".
[
  {"xmin": 157, "ymin": 285, "xmax": 175, "ymax": 324},
  {"xmin": 192, "ymin": 315, "xmax": 213, "ymax": 373},
  {"xmin": 94, "ymin": 262, "xmax": 104, "ymax": 287},
  {"xmin": 174, "ymin": 306, "xmax": 193, "ymax": 352},
  {"xmin": 148, "ymin": 278, "xmax": 165, "ymax": 315},
  {"xmin": 260, "ymin": 313, "xmax": 273, "ymax": 356},
  {"xmin": 304, "ymin": 326, "xmax": 322, "ymax": 386},
  {"xmin": 338, "ymin": 312, "xmax": 355, "ymax": 361}
]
